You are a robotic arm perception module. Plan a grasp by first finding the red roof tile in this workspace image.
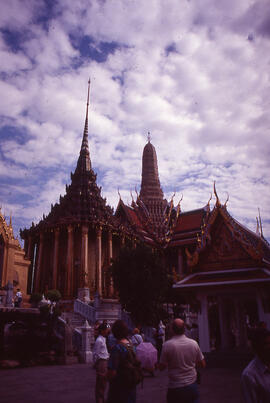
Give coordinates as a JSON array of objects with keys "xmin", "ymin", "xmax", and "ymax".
[{"xmin": 174, "ymin": 209, "xmax": 205, "ymax": 233}]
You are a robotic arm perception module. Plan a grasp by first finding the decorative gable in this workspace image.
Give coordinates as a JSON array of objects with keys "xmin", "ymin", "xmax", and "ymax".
[{"xmin": 197, "ymin": 218, "xmax": 256, "ymax": 271}]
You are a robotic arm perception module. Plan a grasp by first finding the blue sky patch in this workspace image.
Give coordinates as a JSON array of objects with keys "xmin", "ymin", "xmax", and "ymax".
[{"xmin": 70, "ymin": 34, "xmax": 119, "ymax": 62}]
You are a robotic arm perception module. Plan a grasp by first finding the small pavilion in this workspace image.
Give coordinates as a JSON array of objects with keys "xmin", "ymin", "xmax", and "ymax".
[{"xmin": 172, "ymin": 198, "xmax": 270, "ymax": 352}]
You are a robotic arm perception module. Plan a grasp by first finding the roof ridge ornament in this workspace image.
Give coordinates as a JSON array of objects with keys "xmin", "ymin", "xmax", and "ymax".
[
  {"xmin": 256, "ymin": 216, "xmax": 260, "ymax": 236},
  {"xmin": 258, "ymin": 207, "xmax": 263, "ymax": 237},
  {"xmin": 118, "ymin": 188, "xmax": 122, "ymax": 200},
  {"xmin": 207, "ymin": 193, "xmax": 212, "ymax": 208},
  {"xmin": 147, "ymin": 131, "xmax": 151, "ymax": 143},
  {"xmin": 213, "ymin": 181, "xmax": 220, "ymax": 206},
  {"xmin": 224, "ymin": 192, "xmax": 229, "ymax": 208},
  {"xmin": 176, "ymin": 194, "xmax": 183, "ymax": 217}
]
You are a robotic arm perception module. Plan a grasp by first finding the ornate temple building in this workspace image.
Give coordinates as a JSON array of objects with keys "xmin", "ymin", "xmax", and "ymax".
[
  {"xmin": 116, "ymin": 141, "xmax": 270, "ymax": 352},
  {"xmin": 0, "ymin": 210, "xmax": 30, "ymax": 298},
  {"xmin": 20, "ymin": 82, "xmax": 136, "ymax": 301},
  {"xmin": 21, "ymin": 83, "xmax": 270, "ymax": 352}
]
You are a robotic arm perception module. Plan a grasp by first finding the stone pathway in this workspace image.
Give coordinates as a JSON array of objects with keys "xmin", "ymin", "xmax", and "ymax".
[{"xmin": 0, "ymin": 363, "xmax": 243, "ymax": 403}]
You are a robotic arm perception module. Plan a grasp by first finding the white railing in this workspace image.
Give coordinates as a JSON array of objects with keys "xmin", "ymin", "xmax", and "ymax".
[{"xmin": 74, "ymin": 299, "xmax": 96, "ymax": 324}]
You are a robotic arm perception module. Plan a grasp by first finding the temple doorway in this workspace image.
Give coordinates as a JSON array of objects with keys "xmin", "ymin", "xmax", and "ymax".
[{"xmin": 208, "ymin": 294, "xmax": 259, "ymax": 351}]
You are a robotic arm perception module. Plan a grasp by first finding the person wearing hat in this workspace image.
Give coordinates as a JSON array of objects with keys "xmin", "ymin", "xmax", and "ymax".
[{"xmin": 93, "ymin": 323, "xmax": 111, "ymax": 403}]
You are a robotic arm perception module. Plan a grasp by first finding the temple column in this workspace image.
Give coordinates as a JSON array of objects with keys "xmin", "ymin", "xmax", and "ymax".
[
  {"xmin": 256, "ymin": 291, "xmax": 270, "ymax": 330},
  {"xmin": 108, "ymin": 230, "xmax": 114, "ymax": 296},
  {"xmin": 177, "ymin": 249, "xmax": 183, "ymax": 276},
  {"xmin": 234, "ymin": 297, "xmax": 247, "ymax": 347},
  {"xmin": 78, "ymin": 225, "xmax": 90, "ymax": 302},
  {"xmin": 24, "ymin": 238, "xmax": 29, "ymax": 256},
  {"xmin": 1, "ymin": 246, "xmax": 8, "ymax": 285},
  {"xmin": 26, "ymin": 235, "xmax": 33, "ymax": 259},
  {"xmin": 34, "ymin": 232, "xmax": 44, "ymax": 292},
  {"xmin": 52, "ymin": 228, "xmax": 60, "ymax": 289},
  {"xmin": 81, "ymin": 225, "xmax": 88, "ymax": 287},
  {"xmin": 66, "ymin": 225, "xmax": 74, "ymax": 297},
  {"xmin": 197, "ymin": 293, "xmax": 211, "ymax": 352},
  {"xmin": 218, "ymin": 297, "xmax": 230, "ymax": 349},
  {"xmin": 96, "ymin": 227, "xmax": 102, "ymax": 296},
  {"xmin": 25, "ymin": 235, "xmax": 35, "ymax": 294}
]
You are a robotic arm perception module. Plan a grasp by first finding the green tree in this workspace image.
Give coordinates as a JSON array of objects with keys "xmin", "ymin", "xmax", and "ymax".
[
  {"xmin": 46, "ymin": 289, "xmax": 61, "ymax": 302},
  {"xmin": 110, "ymin": 244, "xmax": 172, "ymax": 326}
]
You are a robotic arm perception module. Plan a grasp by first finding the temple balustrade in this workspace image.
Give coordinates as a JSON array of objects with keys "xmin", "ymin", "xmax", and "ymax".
[{"xmin": 74, "ymin": 298, "xmax": 96, "ymax": 323}]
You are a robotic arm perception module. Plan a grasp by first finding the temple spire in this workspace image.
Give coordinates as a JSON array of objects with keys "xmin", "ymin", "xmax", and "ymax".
[
  {"xmin": 140, "ymin": 138, "xmax": 164, "ymax": 203},
  {"xmin": 76, "ymin": 79, "xmax": 91, "ymax": 173}
]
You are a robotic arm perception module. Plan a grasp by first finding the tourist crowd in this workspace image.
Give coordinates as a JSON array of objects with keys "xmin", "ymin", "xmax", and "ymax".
[
  {"xmin": 93, "ymin": 318, "xmax": 205, "ymax": 403},
  {"xmin": 92, "ymin": 317, "xmax": 270, "ymax": 403}
]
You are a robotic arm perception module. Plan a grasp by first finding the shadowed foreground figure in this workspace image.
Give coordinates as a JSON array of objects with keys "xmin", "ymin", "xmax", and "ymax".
[
  {"xmin": 241, "ymin": 328, "xmax": 270, "ymax": 403},
  {"xmin": 107, "ymin": 320, "xmax": 140, "ymax": 403},
  {"xmin": 93, "ymin": 323, "xmax": 110, "ymax": 403},
  {"xmin": 159, "ymin": 318, "xmax": 206, "ymax": 403}
]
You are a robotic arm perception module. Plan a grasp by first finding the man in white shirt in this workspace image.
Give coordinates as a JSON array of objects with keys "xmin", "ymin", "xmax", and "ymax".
[
  {"xmin": 241, "ymin": 328, "xmax": 270, "ymax": 403},
  {"xmin": 15, "ymin": 289, "xmax": 22, "ymax": 307},
  {"xmin": 159, "ymin": 318, "xmax": 205, "ymax": 403},
  {"xmin": 93, "ymin": 323, "xmax": 110, "ymax": 403}
]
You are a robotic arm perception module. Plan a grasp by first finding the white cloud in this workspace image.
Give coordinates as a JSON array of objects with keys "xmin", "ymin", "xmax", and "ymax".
[{"xmin": 0, "ymin": 0, "xmax": 269, "ymax": 241}]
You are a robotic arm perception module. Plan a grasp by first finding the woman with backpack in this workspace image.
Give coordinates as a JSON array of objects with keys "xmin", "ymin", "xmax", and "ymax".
[{"xmin": 107, "ymin": 320, "xmax": 143, "ymax": 403}]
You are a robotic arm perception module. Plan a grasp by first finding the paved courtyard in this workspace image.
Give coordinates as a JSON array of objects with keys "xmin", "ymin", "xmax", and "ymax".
[{"xmin": 0, "ymin": 362, "xmax": 244, "ymax": 403}]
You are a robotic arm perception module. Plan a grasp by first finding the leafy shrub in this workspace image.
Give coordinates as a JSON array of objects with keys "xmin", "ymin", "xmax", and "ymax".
[{"xmin": 46, "ymin": 289, "xmax": 61, "ymax": 302}]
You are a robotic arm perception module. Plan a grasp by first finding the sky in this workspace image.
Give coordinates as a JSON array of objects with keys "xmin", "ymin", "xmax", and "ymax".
[{"xmin": 0, "ymin": 0, "xmax": 270, "ymax": 244}]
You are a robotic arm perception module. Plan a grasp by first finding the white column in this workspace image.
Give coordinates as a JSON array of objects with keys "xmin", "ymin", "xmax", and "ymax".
[
  {"xmin": 80, "ymin": 320, "xmax": 93, "ymax": 364},
  {"xmin": 197, "ymin": 293, "xmax": 211, "ymax": 353}
]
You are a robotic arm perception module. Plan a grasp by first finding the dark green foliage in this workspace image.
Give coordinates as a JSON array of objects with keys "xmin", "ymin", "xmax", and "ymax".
[
  {"xmin": 29, "ymin": 292, "xmax": 42, "ymax": 303},
  {"xmin": 110, "ymin": 244, "xmax": 173, "ymax": 326},
  {"xmin": 46, "ymin": 289, "xmax": 61, "ymax": 302}
]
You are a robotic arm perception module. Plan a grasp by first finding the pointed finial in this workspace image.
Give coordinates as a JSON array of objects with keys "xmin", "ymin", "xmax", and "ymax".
[
  {"xmin": 207, "ymin": 193, "xmax": 212, "ymax": 207},
  {"xmin": 224, "ymin": 192, "xmax": 230, "ymax": 208},
  {"xmin": 224, "ymin": 192, "xmax": 229, "ymax": 208},
  {"xmin": 258, "ymin": 207, "xmax": 263, "ymax": 237},
  {"xmin": 147, "ymin": 131, "xmax": 151, "ymax": 143},
  {"xmin": 213, "ymin": 181, "xmax": 220, "ymax": 206},
  {"xmin": 256, "ymin": 217, "xmax": 260, "ymax": 235},
  {"xmin": 9, "ymin": 212, "xmax": 12, "ymax": 227},
  {"xmin": 118, "ymin": 188, "xmax": 122, "ymax": 200},
  {"xmin": 87, "ymin": 78, "xmax": 90, "ymax": 108},
  {"xmin": 135, "ymin": 185, "xmax": 139, "ymax": 199},
  {"xmin": 76, "ymin": 79, "xmax": 92, "ymax": 172},
  {"xmin": 176, "ymin": 194, "xmax": 183, "ymax": 218}
]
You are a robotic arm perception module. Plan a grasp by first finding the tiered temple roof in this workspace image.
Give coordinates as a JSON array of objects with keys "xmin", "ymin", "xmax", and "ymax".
[
  {"xmin": 21, "ymin": 80, "xmax": 113, "ymax": 235},
  {"xmin": 115, "ymin": 139, "xmax": 181, "ymax": 244}
]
